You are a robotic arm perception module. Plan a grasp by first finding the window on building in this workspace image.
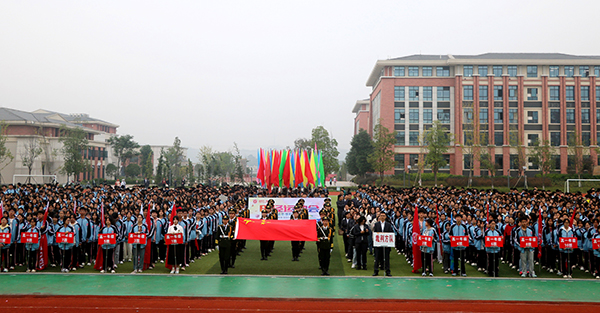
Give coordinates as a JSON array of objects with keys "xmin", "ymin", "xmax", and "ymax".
[
  {"xmin": 436, "ymin": 66, "xmax": 450, "ymax": 77},
  {"xmin": 494, "ymin": 86, "xmax": 503, "ymax": 100},
  {"xmin": 597, "ymin": 87, "xmax": 600, "ymax": 101},
  {"xmin": 409, "ymin": 109, "xmax": 419, "ymax": 123},
  {"xmin": 422, "ymin": 66, "xmax": 432, "ymax": 77},
  {"xmin": 422, "ymin": 86, "xmax": 433, "ymax": 101},
  {"xmin": 437, "ymin": 87, "xmax": 450, "ymax": 100},
  {"xmin": 550, "ymin": 109, "xmax": 561, "ymax": 123},
  {"xmin": 478, "ymin": 65, "xmax": 488, "ymax": 77},
  {"xmin": 394, "ymin": 108, "xmax": 405, "ymax": 124},
  {"xmin": 567, "ymin": 132, "xmax": 575, "ymax": 145},
  {"xmin": 597, "ymin": 109, "xmax": 600, "ymax": 124},
  {"xmin": 463, "ymin": 86, "xmax": 473, "ymax": 100},
  {"xmin": 507, "ymin": 66, "xmax": 517, "ymax": 77},
  {"xmin": 464, "ymin": 154, "xmax": 472, "ymax": 170},
  {"xmin": 508, "ymin": 86, "xmax": 518, "ymax": 100},
  {"xmin": 409, "ymin": 131, "xmax": 420, "ymax": 146},
  {"xmin": 527, "ymin": 88, "xmax": 538, "ymax": 100},
  {"xmin": 582, "ymin": 132, "xmax": 591, "ymax": 146},
  {"xmin": 423, "ymin": 109, "xmax": 433, "ymax": 124},
  {"xmin": 494, "ymin": 108, "xmax": 503, "ymax": 124},
  {"xmin": 495, "ymin": 155, "xmax": 504, "ymax": 169},
  {"xmin": 394, "ymin": 66, "xmax": 405, "ymax": 76},
  {"xmin": 463, "ymin": 108, "xmax": 473, "ymax": 123},
  {"xmin": 464, "ymin": 65, "xmax": 473, "ymax": 77},
  {"xmin": 580, "ymin": 66, "xmax": 590, "ymax": 77},
  {"xmin": 550, "ymin": 66, "xmax": 559, "ymax": 77},
  {"xmin": 527, "ymin": 65, "xmax": 538, "ymax": 77},
  {"xmin": 437, "ymin": 109, "xmax": 450, "ymax": 124},
  {"xmin": 566, "ymin": 86, "xmax": 574, "ymax": 101},
  {"xmin": 566, "ymin": 108, "xmax": 575, "ymax": 123},
  {"xmin": 550, "ymin": 132, "xmax": 560, "ymax": 146},
  {"xmin": 394, "ymin": 86, "xmax": 405, "ymax": 101},
  {"xmin": 395, "ymin": 154, "xmax": 405, "ymax": 167},
  {"xmin": 582, "ymin": 109, "xmax": 590, "ymax": 124},
  {"xmin": 409, "ymin": 86, "xmax": 419, "ymax": 100},
  {"xmin": 550, "ymin": 86, "xmax": 560, "ymax": 101},
  {"xmin": 495, "ymin": 132, "xmax": 504, "ymax": 146},
  {"xmin": 565, "ymin": 66, "xmax": 574, "ymax": 77},
  {"xmin": 581, "ymin": 86, "xmax": 589, "ymax": 101},
  {"xmin": 480, "ymin": 133, "xmax": 489, "ymax": 146},
  {"xmin": 479, "ymin": 86, "xmax": 488, "ymax": 100},
  {"xmin": 396, "ymin": 131, "xmax": 405, "ymax": 145},
  {"xmin": 527, "ymin": 111, "xmax": 538, "ymax": 124},
  {"xmin": 509, "ymin": 109, "xmax": 518, "ymax": 124},
  {"xmin": 528, "ymin": 157, "xmax": 539, "ymax": 169},
  {"xmin": 493, "ymin": 65, "xmax": 502, "ymax": 76},
  {"xmin": 598, "ymin": 132, "xmax": 600, "ymax": 145},
  {"xmin": 528, "ymin": 134, "xmax": 539, "ymax": 146},
  {"xmin": 553, "ymin": 155, "xmax": 561, "ymax": 170},
  {"xmin": 408, "ymin": 66, "xmax": 419, "ymax": 76},
  {"xmin": 480, "ymin": 108, "xmax": 488, "ymax": 124}
]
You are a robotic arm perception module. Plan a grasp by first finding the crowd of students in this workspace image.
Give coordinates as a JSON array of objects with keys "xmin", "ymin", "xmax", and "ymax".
[{"xmin": 337, "ymin": 185, "xmax": 600, "ymax": 278}]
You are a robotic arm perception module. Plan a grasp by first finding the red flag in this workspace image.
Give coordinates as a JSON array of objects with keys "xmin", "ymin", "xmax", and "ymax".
[
  {"xmin": 37, "ymin": 234, "xmax": 48, "ymax": 271},
  {"xmin": 94, "ymin": 246, "xmax": 104, "ymax": 271},
  {"xmin": 100, "ymin": 202, "xmax": 105, "ymax": 228},
  {"xmin": 257, "ymin": 149, "xmax": 265, "ymax": 186},
  {"xmin": 435, "ymin": 204, "xmax": 441, "ymax": 239},
  {"xmin": 169, "ymin": 203, "xmax": 178, "ymax": 226},
  {"xmin": 537, "ymin": 206, "xmax": 543, "ymax": 259},
  {"xmin": 303, "ymin": 150, "xmax": 314, "ymax": 187},
  {"xmin": 235, "ymin": 218, "xmax": 317, "ymax": 241},
  {"xmin": 569, "ymin": 207, "xmax": 577, "ymax": 226},
  {"xmin": 146, "ymin": 202, "xmax": 152, "ymax": 227},
  {"xmin": 294, "ymin": 150, "xmax": 303, "ymax": 188},
  {"xmin": 265, "ymin": 150, "xmax": 272, "ymax": 190},
  {"xmin": 282, "ymin": 150, "xmax": 291, "ymax": 188},
  {"xmin": 73, "ymin": 200, "xmax": 77, "ymax": 215},
  {"xmin": 412, "ymin": 207, "xmax": 422, "ymax": 273},
  {"xmin": 271, "ymin": 150, "xmax": 280, "ymax": 187},
  {"xmin": 42, "ymin": 202, "xmax": 50, "ymax": 228}
]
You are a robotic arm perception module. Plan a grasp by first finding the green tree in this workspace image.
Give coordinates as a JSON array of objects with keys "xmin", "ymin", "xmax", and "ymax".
[
  {"xmin": 124, "ymin": 163, "xmax": 141, "ymax": 178},
  {"xmin": 155, "ymin": 149, "xmax": 166, "ymax": 184},
  {"xmin": 139, "ymin": 145, "xmax": 154, "ymax": 179},
  {"xmin": 567, "ymin": 132, "xmax": 587, "ymax": 187},
  {"xmin": 164, "ymin": 137, "xmax": 185, "ymax": 186},
  {"xmin": 186, "ymin": 159, "xmax": 194, "ymax": 185},
  {"xmin": 107, "ymin": 134, "xmax": 139, "ymax": 176},
  {"xmin": 368, "ymin": 123, "xmax": 397, "ymax": 181},
  {"xmin": 294, "ymin": 126, "xmax": 339, "ymax": 175},
  {"xmin": 0, "ymin": 122, "xmax": 14, "ymax": 184},
  {"xmin": 106, "ymin": 163, "xmax": 118, "ymax": 180},
  {"xmin": 197, "ymin": 145, "xmax": 215, "ymax": 183},
  {"xmin": 21, "ymin": 136, "xmax": 43, "ymax": 183},
  {"xmin": 346, "ymin": 129, "xmax": 374, "ymax": 177},
  {"xmin": 59, "ymin": 126, "xmax": 90, "ymax": 183},
  {"xmin": 509, "ymin": 131, "xmax": 527, "ymax": 184},
  {"xmin": 423, "ymin": 120, "xmax": 452, "ymax": 186},
  {"xmin": 232, "ymin": 142, "xmax": 245, "ymax": 183},
  {"xmin": 479, "ymin": 150, "xmax": 497, "ymax": 189},
  {"xmin": 529, "ymin": 139, "xmax": 555, "ymax": 190}
]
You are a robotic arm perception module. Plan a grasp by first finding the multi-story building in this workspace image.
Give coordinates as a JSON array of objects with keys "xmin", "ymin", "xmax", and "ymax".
[
  {"xmin": 358, "ymin": 53, "xmax": 600, "ymax": 176},
  {"xmin": 0, "ymin": 107, "xmax": 119, "ymax": 184}
]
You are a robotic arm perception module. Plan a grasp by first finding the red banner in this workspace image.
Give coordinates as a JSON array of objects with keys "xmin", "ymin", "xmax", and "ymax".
[
  {"xmin": 593, "ymin": 238, "xmax": 600, "ymax": 250},
  {"xmin": 485, "ymin": 236, "xmax": 504, "ymax": 248},
  {"xmin": 165, "ymin": 233, "xmax": 183, "ymax": 245},
  {"xmin": 0, "ymin": 233, "xmax": 11, "ymax": 244},
  {"xmin": 128, "ymin": 233, "xmax": 147, "ymax": 245},
  {"xmin": 417, "ymin": 235, "xmax": 433, "ymax": 247},
  {"xmin": 235, "ymin": 218, "xmax": 317, "ymax": 241},
  {"xmin": 56, "ymin": 232, "xmax": 75, "ymax": 244},
  {"xmin": 98, "ymin": 233, "xmax": 116, "ymax": 245},
  {"xmin": 559, "ymin": 237, "xmax": 577, "ymax": 249},
  {"xmin": 450, "ymin": 236, "xmax": 468, "ymax": 247},
  {"xmin": 520, "ymin": 236, "xmax": 538, "ymax": 248},
  {"xmin": 20, "ymin": 232, "xmax": 39, "ymax": 244},
  {"xmin": 37, "ymin": 234, "xmax": 48, "ymax": 271}
]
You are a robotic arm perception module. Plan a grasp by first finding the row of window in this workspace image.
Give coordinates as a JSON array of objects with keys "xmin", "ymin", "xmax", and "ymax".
[
  {"xmin": 393, "ymin": 65, "xmax": 600, "ymax": 78},
  {"xmin": 463, "ymin": 85, "xmax": 600, "ymax": 101},
  {"xmin": 394, "ymin": 108, "xmax": 451, "ymax": 124},
  {"xmin": 394, "ymin": 86, "xmax": 451, "ymax": 101},
  {"xmin": 462, "ymin": 131, "xmax": 595, "ymax": 147},
  {"xmin": 462, "ymin": 107, "xmax": 599, "ymax": 124}
]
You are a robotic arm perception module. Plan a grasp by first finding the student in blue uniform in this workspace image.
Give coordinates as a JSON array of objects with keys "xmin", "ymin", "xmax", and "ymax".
[
  {"xmin": 131, "ymin": 214, "xmax": 148, "ymax": 274},
  {"xmin": 592, "ymin": 221, "xmax": 600, "ymax": 279},
  {"xmin": 421, "ymin": 219, "xmax": 437, "ymax": 276},
  {"xmin": 0, "ymin": 217, "xmax": 12, "ymax": 272},
  {"xmin": 484, "ymin": 220, "xmax": 502, "ymax": 277},
  {"xmin": 99, "ymin": 216, "xmax": 118, "ymax": 273},
  {"xmin": 558, "ymin": 218, "xmax": 575, "ymax": 278},
  {"xmin": 450, "ymin": 213, "xmax": 469, "ymax": 276},
  {"xmin": 57, "ymin": 216, "xmax": 76, "ymax": 273},
  {"xmin": 24, "ymin": 218, "xmax": 41, "ymax": 272},
  {"xmin": 442, "ymin": 223, "xmax": 451, "ymax": 274}
]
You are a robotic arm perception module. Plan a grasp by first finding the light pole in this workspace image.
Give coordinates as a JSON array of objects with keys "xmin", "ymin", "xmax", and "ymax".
[
  {"xmin": 523, "ymin": 166, "xmax": 528, "ymax": 189},
  {"xmin": 407, "ymin": 165, "xmax": 412, "ymax": 187}
]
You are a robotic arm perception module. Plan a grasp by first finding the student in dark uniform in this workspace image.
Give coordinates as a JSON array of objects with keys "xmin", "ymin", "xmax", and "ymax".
[
  {"xmin": 260, "ymin": 209, "xmax": 270, "ymax": 260},
  {"xmin": 216, "ymin": 215, "xmax": 233, "ymax": 274},
  {"xmin": 352, "ymin": 216, "xmax": 370, "ymax": 270},
  {"xmin": 227, "ymin": 209, "xmax": 238, "ymax": 268},
  {"xmin": 317, "ymin": 216, "xmax": 334, "ymax": 276},
  {"xmin": 290, "ymin": 209, "xmax": 302, "ymax": 261}
]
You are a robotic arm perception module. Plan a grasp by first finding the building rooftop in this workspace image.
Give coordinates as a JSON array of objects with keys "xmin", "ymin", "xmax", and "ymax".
[{"xmin": 0, "ymin": 107, "xmax": 119, "ymax": 131}]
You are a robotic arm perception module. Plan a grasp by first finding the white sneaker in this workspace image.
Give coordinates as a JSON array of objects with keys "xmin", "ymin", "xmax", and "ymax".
[
  {"xmin": 114, "ymin": 265, "xmax": 118, "ymax": 268},
  {"xmin": 65, "ymin": 269, "xmax": 69, "ymax": 273},
  {"xmin": 568, "ymin": 275, "xmax": 572, "ymax": 279},
  {"xmin": 2, "ymin": 268, "xmax": 7, "ymax": 272},
  {"xmin": 131, "ymin": 271, "xmax": 137, "ymax": 274},
  {"xmin": 422, "ymin": 272, "xmax": 426, "ymax": 276},
  {"xmin": 429, "ymin": 273, "xmax": 434, "ymax": 277},
  {"xmin": 111, "ymin": 270, "xmax": 116, "ymax": 273},
  {"xmin": 175, "ymin": 269, "xmax": 179, "ymax": 274},
  {"xmin": 563, "ymin": 275, "xmax": 568, "ymax": 278},
  {"xmin": 120, "ymin": 261, "xmax": 123, "ymax": 264},
  {"xmin": 100, "ymin": 270, "xmax": 105, "ymax": 273},
  {"xmin": 128, "ymin": 259, "xmax": 132, "ymax": 262},
  {"xmin": 137, "ymin": 270, "xmax": 142, "ymax": 273},
  {"xmin": 87, "ymin": 263, "xmax": 91, "ymax": 266},
  {"xmin": 170, "ymin": 268, "xmax": 175, "ymax": 274},
  {"xmin": 26, "ymin": 269, "xmax": 31, "ymax": 273},
  {"xmin": 580, "ymin": 266, "xmax": 584, "ymax": 271},
  {"xmin": 351, "ymin": 264, "xmax": 356, "ymax": 269},
  {"xmin": 160, "ymin": 260, "xmax": 164, "ymax": 263},
  {"xmin": 71, "ymin": 268, "xmax": 77, "ymax": 271},
  {"xmin": 32, "ymin": 269, "xmax": 36, "ymax": 273}
]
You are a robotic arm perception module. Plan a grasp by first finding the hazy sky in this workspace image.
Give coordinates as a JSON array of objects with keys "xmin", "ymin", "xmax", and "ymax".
[{"xmin": 1, "ymin": 0, "xmax": 599, "ymax": 155}]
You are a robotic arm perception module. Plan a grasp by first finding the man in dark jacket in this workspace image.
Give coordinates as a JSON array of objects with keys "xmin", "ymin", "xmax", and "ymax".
[{"xmin": 373, "ymin": 213, "xmax": 394, "ymax": 276}]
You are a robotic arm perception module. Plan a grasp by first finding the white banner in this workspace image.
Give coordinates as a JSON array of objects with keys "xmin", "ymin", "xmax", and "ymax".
[
  {"xmin": 248, "ymin": 197, "xmax": 325, "ymax": 220},
  {"xmin": 373, "ymin": 232, "xmax": 395, "ymax": 247}
]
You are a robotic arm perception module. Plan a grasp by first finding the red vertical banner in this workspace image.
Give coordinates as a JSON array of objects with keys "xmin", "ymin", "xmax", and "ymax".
[{"xmin": 411, "ymin": 207, "xmax": 422, "ymax": 273}]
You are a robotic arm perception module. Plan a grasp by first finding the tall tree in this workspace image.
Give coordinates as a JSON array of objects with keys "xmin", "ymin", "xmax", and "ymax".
[
  {"xmin": 139, "ymin": 145, "xmax": 154, "ymax": 179},
  {"xmin": 368, "ymin": 123, "xmax": 397, "ymax": 181},
  {"xmin": 164, "ymin": 137, "xmax": 185, "ymax": 186},
  {"xmin": 186, "ymin": 159, "xmax": 194, "ymax": 185},
  {"xmin": 107, "ymin": 134, "xmax": 139, "ymax": 176},
  {"xmin": 461, "ymin": 102, "xmax": 481, "ymax": 187},
  {"xmin": 106, "ymin": 163, "xmax": 118, "ymax": 180},
  {"xmin": 529, "ymin": 139, "xmax": 555, "ymax": 190},
  {"xmin": 346, "ymin": 129, "xmax": 374, "ymax": 177},
  {"xmin": 423, "ymin": 120, "xmax": 452, "ymax": 186},
  {"xmin": 295, "ymin": 126, "xmax": 340, "ymax": 175},
  {"xmin": 124, "ymin": 163, "xmax": 141, "ymax": 178},
  {"xmin": 479, "ymin": 150, "xmax": 497, "ymax": 189},
  {"xmin": 509, "ymin": 131, "xmax": 527, "ymax": 185},
  {"xmin": 59, "ymin": 126, "xmax": 90, "ymax": 183},
  {"xmin": 232, "ymin": 142, "xmax": 245, "ymax": 183},
  {"xmin": 155, "ymin": 149, "xmax": 166, "ymax": 184},
  {"xmin": 197, "ymin": 145, "xmax": 215, "ymax": 183},
  {"xmin": 567, "ymin": 132, "xmax": 587, "ymax": 187},
  {"xmin": 0, "ymin": 122, "xmax": 14, "ymax": 184},
  {"xmin": 21, "ymin": 137, "xmax": 43, "ymax": 183}
]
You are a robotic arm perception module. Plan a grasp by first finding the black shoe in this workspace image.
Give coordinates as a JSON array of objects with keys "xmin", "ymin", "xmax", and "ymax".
[
  {"xmin": 372, "ymin": 272, "xmax": 379, "ymax": 276},
  {"xmin": 321, "ymin": 272, "xmax": 326, "ymax": 276},
  {"xmin": 220, "ymin": 271, "xmax": 225, "ymax": 274},
  {"xmin": 261, "ymin": 257, "xmax": 266, "ymax": 260},
  {"xmin": 385, "ymin": 272, "xmax": 392, "ymax": 277},
  {"xmin": 230, "ymin": 265, "xmax": 235, "ymax": 268},
  {"xmin": 362, "ymin": 267, "xmax": 367, "ymax": 270},
  {"xmin": 325, "ymin": 272, "xmax": 330, "ymax": 276}
]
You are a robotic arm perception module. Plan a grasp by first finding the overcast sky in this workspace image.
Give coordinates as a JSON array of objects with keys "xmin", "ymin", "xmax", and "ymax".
[{"xmin": 1, "ymin": 0, "xmax": 599, "ymax": 157}]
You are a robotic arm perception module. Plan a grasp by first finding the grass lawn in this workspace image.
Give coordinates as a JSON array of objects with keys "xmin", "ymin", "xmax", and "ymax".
[{"xmin": 8, "ymin": 195, "xmax": 596, "ymax": 279}]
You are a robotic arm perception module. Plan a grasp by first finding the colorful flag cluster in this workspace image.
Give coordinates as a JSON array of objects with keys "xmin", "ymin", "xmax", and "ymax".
[{"xmin": 256, "ymin": 148, "xmax": 326, "ymax": 189}]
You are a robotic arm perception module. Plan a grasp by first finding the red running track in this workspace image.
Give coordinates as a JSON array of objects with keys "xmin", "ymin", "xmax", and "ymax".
[{"xmin": 1, "ymin": 296, "xmax": 600, "ymax": 313}]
